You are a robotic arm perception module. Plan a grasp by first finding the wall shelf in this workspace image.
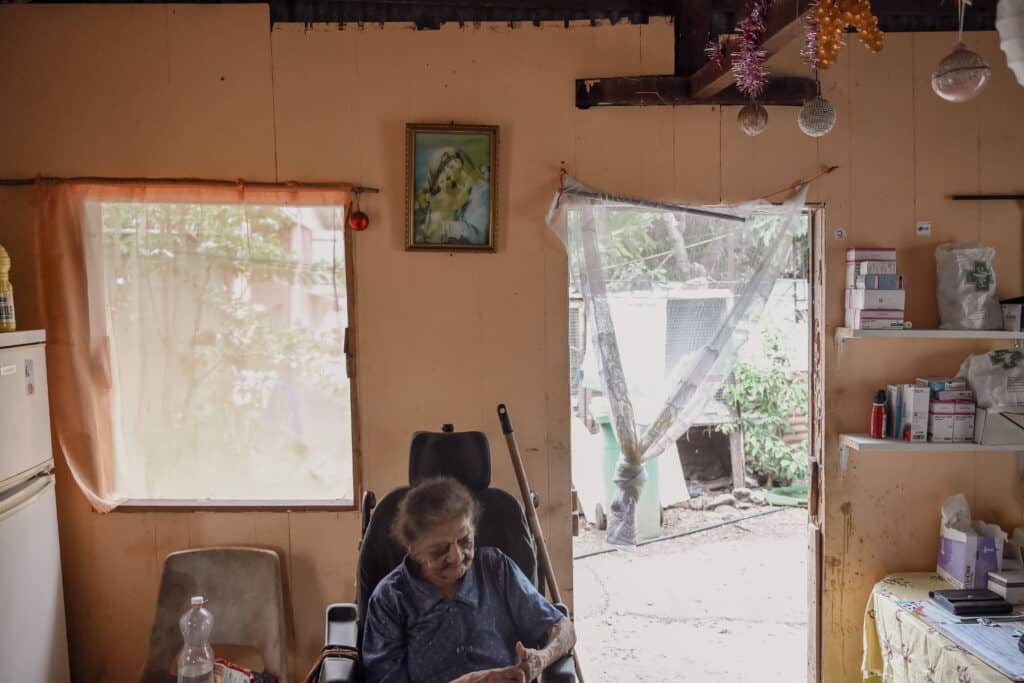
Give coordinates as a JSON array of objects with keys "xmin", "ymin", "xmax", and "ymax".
[
  {"xmin": 835, "ymin": 327, "xmax": 1024, "ymax": 344},
  {"xmin": 838, "ymin": 434, "xmax": 1024, "ymax": 473}
]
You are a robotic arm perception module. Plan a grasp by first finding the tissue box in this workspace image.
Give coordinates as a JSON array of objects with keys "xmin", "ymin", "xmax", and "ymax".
[
  {"xmin": 938, "ymin": 527, "xmax": 1003, "ymax": 589},
  {"xmin": 974, "ymin": 408, "xmax": 1024, "ymax": 445}
]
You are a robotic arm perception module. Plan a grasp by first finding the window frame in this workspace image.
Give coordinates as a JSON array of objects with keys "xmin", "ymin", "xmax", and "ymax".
[{"xmin": 108, "ymin": 203, "xmax": 362, "ymax": 512}]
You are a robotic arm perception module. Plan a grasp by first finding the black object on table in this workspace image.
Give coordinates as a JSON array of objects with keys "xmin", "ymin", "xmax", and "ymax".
[{"xmin": 929, "ymin": 588, "xmax": 1014, "ymax": 616}]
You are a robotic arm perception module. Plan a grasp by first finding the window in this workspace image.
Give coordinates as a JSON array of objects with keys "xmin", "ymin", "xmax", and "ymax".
[{"xmin": 95, "ymin": 199, "xmax": 355, "ymax": 505}]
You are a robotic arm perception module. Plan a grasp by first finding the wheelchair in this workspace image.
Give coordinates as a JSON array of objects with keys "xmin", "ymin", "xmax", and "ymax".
[{"xmin": 315, "ymin": 424, "xmax": 575, "ymax": 683}]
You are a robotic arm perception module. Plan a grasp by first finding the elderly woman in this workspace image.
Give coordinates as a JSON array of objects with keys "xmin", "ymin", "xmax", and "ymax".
[{"xmin": 363, "ymin": 477, "xmax": 576, "ymax": 683}]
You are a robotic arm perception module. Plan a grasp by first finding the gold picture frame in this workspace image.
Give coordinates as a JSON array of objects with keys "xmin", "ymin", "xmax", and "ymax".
[{"xmin": 405, "ymin": 123, "xmax": 498, "ymax": 252}]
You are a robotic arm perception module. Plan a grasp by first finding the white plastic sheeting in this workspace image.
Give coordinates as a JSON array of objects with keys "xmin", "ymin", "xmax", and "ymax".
[{"xmin": 547, "ymin": 179, "xmax": 809, "ymax": 547}]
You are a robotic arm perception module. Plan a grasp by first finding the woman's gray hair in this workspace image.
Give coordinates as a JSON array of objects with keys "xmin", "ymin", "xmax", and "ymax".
[{"xmin": 393, "ymin": 476, "xmax": 481, "ymax": 548}]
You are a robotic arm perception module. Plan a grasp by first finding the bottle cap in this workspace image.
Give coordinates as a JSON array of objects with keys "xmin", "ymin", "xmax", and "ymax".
[
  {"xmin": 190, "ymin": 596, "xmax": 206, "ymax": 607},
  {"xmin": 874, "ymin": 390, "xmax": 886, "ymax": 403}
]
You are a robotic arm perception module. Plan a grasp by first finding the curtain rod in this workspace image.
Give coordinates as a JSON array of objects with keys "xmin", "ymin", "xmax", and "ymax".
[
  {"xmin": 561, "ymin": 187, "xmax": 744, "ymax": 223},
  {"xmin": 0, "ymin": 176, "xmax": 380, "ymax": 194}
]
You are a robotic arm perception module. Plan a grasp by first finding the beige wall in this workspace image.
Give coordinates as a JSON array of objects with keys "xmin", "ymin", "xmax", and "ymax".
[{"xmin": 0, "ymin": 5, "xmax": 1022, "ymax": 682}]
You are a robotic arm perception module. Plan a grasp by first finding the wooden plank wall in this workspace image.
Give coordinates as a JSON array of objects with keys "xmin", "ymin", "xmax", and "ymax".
[
  {"xmin": 1, "ymin": 6, "xmax": 1023, "ymax": 682},
  {"xmin": 817, "ymin": 31, "xmax": 1024, "ymax": 682}
]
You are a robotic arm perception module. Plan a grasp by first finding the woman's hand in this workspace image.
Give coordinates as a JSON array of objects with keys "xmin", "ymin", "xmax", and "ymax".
[
  {"xmin": 451, "ymin": 666, "xmax": 525, "ymax": 683},
  {"xmin": 515, "ymin": 642, "xmax": 545, "ymax": 682}
]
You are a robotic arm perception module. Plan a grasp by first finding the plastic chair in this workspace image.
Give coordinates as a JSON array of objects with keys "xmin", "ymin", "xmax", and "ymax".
[
  {"xmin": 313, "ymin": 424, "xmax": 574, "ymax": 683},
  {"xmin": 140, "ymin": 547, "xmax": 289, "ymax": 683}
]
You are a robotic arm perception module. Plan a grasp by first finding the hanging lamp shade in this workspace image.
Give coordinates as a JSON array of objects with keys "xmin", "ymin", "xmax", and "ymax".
[
  {"xmin": 932, "ymin": 42, "xmax": 992, "ymax": 101},
  {"xmin": 998, "ymin": 0, "xmax": 1024, "ymax": 87},
  {"xmin": 798, "ymin": 96, "xmax": 836, "ymax": 137},
  {"xmin": 737, "ymin": 102, "xmax": 768, "ymax": 136}
]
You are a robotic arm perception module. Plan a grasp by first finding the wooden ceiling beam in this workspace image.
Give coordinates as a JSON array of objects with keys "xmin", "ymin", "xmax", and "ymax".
[
  {"xmin": 689, "ymin": 0, "xmax": 815, "ymax": 99},
  {"xmin": 673, "ymin": 0, "xmax": 713, "ymax": 76},
  {"xmin": 576, "ymin": 75, "xmax": 817, "ymax": 108}
]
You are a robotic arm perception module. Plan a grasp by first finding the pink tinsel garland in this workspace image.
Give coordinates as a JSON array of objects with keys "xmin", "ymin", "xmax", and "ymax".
[
  {"xmin": 705, "ymin": 40, "xmax": 727, "ymax": 71},
  {"xmin": 732, "ymin": 0, "xmax": 772, "ymax": 98},
  {"xmin": 801, "ymin": 1, "xmax": 822, "ymax": 68}
]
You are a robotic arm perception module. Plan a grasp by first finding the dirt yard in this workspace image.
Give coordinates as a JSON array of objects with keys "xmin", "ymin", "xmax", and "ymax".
[{"xmin": 572, "ymin": 506, "xmax": 808, "ymax": 682}]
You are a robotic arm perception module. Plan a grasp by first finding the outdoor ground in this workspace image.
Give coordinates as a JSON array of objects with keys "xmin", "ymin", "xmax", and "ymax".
[{"xmin": 572, "ymin": 506, "xmax": 808, "ymax": 682}]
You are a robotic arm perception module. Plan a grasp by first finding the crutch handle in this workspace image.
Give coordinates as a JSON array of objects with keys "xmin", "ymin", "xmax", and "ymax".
[{"xmin": 497, "ymin": 403, "xmax": 514, "ymax": 435}]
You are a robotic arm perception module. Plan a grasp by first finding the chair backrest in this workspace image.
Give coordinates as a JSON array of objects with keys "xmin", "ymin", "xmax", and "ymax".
[
  {"xmin": 356, "ymin": 428, "xmax": 537, "ymax": 632},
  {"xmin": 140, "ymin": 547, "xmax": 289, "ymax": 683}
]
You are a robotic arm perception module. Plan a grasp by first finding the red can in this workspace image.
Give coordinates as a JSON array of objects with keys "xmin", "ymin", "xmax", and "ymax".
[{"xmin": 869, "ymin": 389, "xmax": 887, "ymax": 439}]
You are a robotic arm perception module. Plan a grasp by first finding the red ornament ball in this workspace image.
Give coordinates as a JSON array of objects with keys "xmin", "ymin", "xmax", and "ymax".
[{"xmin": 348, "ymin": 210, "xmax": 369, "ymax": 231}]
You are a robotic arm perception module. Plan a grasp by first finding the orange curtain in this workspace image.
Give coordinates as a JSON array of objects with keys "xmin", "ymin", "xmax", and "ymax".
[{"xmin": 33, "ymin": 181, "xmax": 353, "ymax": 512}]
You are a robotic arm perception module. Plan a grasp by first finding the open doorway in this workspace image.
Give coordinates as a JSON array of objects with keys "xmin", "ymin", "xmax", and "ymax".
[{"xmin": 566, "ymin": 204, "xmax": 821, "ymax": 682}]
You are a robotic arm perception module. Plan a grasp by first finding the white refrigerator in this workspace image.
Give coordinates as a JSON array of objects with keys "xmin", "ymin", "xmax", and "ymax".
[{"xmin": 0, "ymin": 330, "xmax": 71, "ymax": 683}]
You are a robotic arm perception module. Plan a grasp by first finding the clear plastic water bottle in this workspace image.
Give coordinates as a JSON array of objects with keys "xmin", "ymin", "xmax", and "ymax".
[{"xmin": 177, "ymin": 596, "xmax": 215, "ymax": 683}]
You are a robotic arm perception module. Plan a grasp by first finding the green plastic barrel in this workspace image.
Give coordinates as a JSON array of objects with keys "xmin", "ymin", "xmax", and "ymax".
[{"xmin": 596, "ymin": 414, "xmax": 661, "ymax": 541}]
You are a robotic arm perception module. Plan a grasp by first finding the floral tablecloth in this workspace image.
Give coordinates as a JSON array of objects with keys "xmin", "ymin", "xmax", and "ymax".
[{"xmin": 863, "ymin": 572, "xmax": 1015, "ymax": 683}]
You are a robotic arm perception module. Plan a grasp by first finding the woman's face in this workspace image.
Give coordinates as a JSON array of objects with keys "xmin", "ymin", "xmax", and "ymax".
[
  {"xmin": 408, "ymin": 513, "xmax": 475, "ymax": 591},
  {"xmin": 436, "ymin": 157, "xmax": 465, "ymax": 196}
]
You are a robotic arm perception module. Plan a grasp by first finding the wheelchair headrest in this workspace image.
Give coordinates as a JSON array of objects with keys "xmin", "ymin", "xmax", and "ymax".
[{"xmin": 409, "ymin": 427, "xmax": 491, "ymax": 492}]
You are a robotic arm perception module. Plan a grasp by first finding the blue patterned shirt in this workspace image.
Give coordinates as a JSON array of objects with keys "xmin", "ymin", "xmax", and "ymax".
[{"xmin": 362, "ymin": 547, "xmax": 564, "ymax": 683}]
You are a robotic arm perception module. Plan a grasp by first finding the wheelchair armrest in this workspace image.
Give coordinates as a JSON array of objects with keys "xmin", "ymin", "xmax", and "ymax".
[
  {"xmin": 543, "ymin": 654, "xmax": 575, "ymax": 683},
  {"xmin": 319, "ymin": 603, "xmax": 359, "ymax": 683},
  {"xmin": 541, "ymin": 602, "xmax": 576, "ymax": 683},
  {"xmin": 326, "ymin": 603, "xmax": 358, "ymax": 648}
]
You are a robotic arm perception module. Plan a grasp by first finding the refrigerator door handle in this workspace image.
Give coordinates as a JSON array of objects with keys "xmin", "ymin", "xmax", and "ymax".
[{"xmin": 0, "ymin": 475, "xmax": 54, "ymax": 524}]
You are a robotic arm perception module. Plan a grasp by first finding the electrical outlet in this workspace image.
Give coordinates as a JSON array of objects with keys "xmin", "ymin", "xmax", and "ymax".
[
  {"xmin": 916, "ymin": 221, "xmax": 932, "ymax": 237},
  {"xmin": 834, "ymin": 228, "xmax": 847, "ymax": 240}
]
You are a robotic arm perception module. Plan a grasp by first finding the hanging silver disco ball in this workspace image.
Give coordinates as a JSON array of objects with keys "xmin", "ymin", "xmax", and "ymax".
[
  {"xmin": 798, "ymin": 96, "xmax": 836, "ymax": 137},
  {"xmin": 737, "ymin": 102, "xmax": 768, "ymax": 136},
  {"xmin": 932, "ymin": 42, "xmax": 991, "ymax": 102}
]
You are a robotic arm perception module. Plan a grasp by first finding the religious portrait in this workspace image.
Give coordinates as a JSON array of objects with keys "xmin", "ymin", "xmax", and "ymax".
[{"xmin": 406, "ymin": 124, "xmax": 498, "ymax": 251}]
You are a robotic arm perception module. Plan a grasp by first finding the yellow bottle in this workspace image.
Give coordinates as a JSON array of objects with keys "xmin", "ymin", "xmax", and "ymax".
[{"xmin": 0, "ymin": 243, "xmax": 16, "ymax": 332}]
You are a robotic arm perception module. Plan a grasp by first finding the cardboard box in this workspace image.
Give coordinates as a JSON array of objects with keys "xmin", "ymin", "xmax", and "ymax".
[
  {"xmin": 889, "ymin": 384, "xmax": 929, "ymax": 441},
  {"xmin": 846, "ymin": 308, "xmax": 905, "ymax": 330},
  {"xmin": 929, "ymin": 413, "xmax": 956, "ymax": 442},
  {"xmin": 855, "ymin": 274, "xmax": 904, "ymax": 290},
  {"xmin": 988, "ymin": 574, "xmax": 1024, "ymax": 604},
  {"xmin": 938, "ymin": 526, "xmax": 1004, "ymax": 590},
  {"xmin": 1001, "ymin": 297, "xmax": 1024, "ymax": 331},
  {"xmin": 845, "ymin": 260, "xmax": 898, "ymax": 287},
  {"xmin": 935, "ymin": 389, "xmax": 975, "ymax": 401},
  {"xmin": 846, "ymin": 247, "xmax": 897, "ymax": 262},
  {"xmin": 1003, "ymin": 304, "xmax": 1023, "ymax": 332},
  {"xmin": 846, "ymin": 288, "xmax": 907, "ymax": 310},
  {"xmin": 916, "ymin": 377, "xmax": 968, "ymax": 396},
  {"xmin": 974, "ymin": 408, "xmax": 1024, "ymax": 445},
  {"xmin": 931, "ymin": 400, "xmax": 977, "ymax": 442},
  {"xmin": 902, "ymin": 384, "xmax": 929, "ymax": 442},
  {"xmin": 954, "ymin": 402, "xmax": 977, "ymax": 442}
]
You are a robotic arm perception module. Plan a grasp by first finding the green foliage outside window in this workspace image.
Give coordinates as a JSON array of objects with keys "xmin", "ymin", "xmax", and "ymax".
[
  {"xmin": 100, "ymin": 202, "xmax": 350, "ymax": 499},
  {"xmin": 716, "ymin": 330, "xmax": 809, "ymax": 486}
]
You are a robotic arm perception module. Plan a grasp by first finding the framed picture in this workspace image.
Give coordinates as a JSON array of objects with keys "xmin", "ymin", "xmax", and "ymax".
[{"xmin": 406, "ymin": 123, "xmax": 498, "ymax": 251}]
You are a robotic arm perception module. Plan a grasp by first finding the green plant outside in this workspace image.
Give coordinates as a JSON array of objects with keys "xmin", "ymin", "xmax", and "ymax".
[{"xmin": 716, "ymin": 330, "xmax": 809, "ymax": 486}]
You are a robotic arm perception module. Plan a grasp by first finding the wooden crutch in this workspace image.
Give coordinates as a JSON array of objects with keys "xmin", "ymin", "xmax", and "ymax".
[{"xmin": 497, "ymin": 404, "xmax": 585, "ymax": 683}]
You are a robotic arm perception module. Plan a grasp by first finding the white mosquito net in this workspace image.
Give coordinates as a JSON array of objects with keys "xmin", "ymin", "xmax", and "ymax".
[{"xmin": 547, "ymin": 178, "xmax": 809, "ymax": 547}]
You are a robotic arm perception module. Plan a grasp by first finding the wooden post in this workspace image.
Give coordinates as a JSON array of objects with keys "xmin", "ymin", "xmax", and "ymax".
[{"xmin": 729, "ymin": 428, "xmax": 746, "ymax": 491}]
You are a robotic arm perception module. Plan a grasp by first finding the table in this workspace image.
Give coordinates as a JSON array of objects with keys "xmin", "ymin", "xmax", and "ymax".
[{"xmin": 863, "ymin": 572, "xmax": 1017, "ymax": 682}]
